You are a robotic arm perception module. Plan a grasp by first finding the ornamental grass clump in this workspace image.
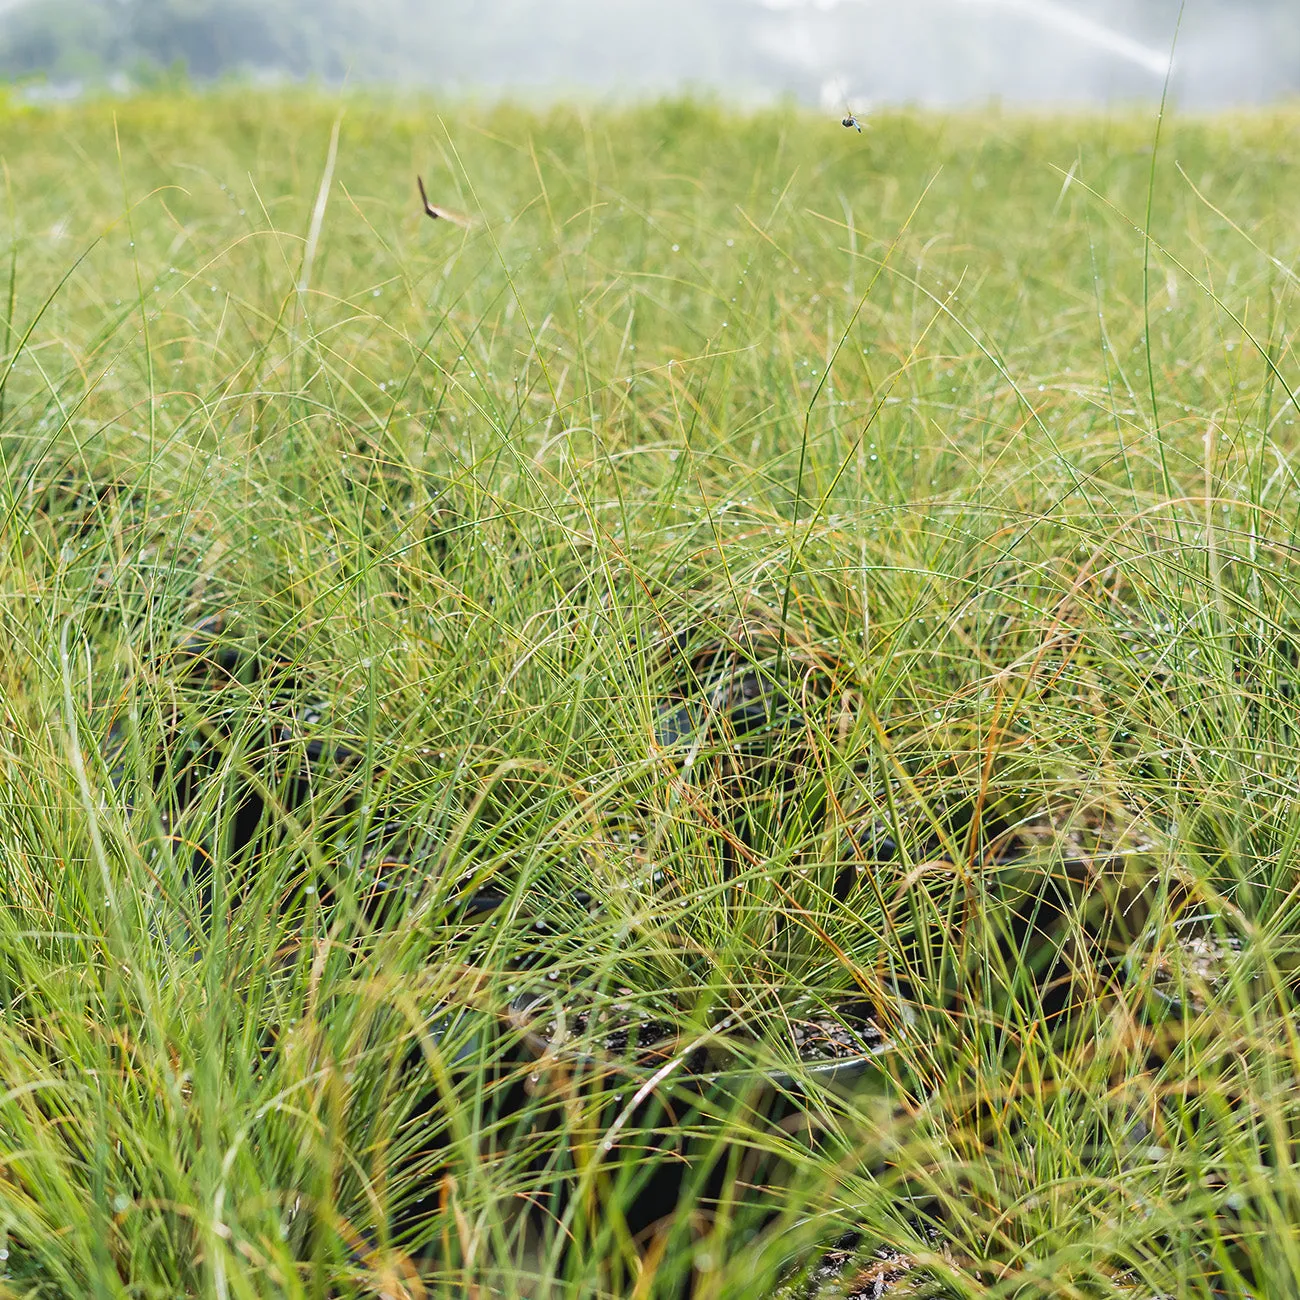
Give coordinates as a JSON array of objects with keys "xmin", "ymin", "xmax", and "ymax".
[{"xmin": 0, "ymin": 90, "xmax": 1298, "ymax": 1297}]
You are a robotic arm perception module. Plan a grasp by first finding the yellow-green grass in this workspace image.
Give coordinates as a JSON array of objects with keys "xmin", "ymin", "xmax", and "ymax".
[{"xmin": 0, "ymin": 90, "xmax": 1298, "ymax": 1297}]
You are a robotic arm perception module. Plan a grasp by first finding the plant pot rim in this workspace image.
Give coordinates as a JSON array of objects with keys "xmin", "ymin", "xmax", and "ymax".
[
  {"xmin": 430, "ymin": 890, "xmax": 895, "ymax": 1086},
  {"xmin": 506, "ymin": 989, "xmax": 894, "ymax": 1090}
]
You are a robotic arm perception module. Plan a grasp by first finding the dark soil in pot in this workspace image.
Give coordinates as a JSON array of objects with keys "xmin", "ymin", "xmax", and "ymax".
[
  {"xmin": 772, "ymin": 1239, "xmax": 942, "ymax": 1300},
  {"xmin": 514, "ymin": 993, "xmax": 886, "ymax": 1083},
  {"xmin": 1125, "ymin": 910, "xmax": 1250, "ymax": 1018}
]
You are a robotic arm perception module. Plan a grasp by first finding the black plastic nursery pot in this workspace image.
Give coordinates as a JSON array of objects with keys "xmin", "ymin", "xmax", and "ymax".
[
  {"xmin": 654, "ymin": 648, "xmax": 803, "ymax": 753},
  {"xmin": 878, "ymin": 798, "xmax": 1176, "ymax": 1031},
  {"xmin": 379, "ymin": 871, "xmax": 895, "ymax": 1266},
  {"xmin": 380, "ymin": 891, "xmax": 635, "ymax": 1256},
  {"xmin": 505, "ymin": 986, "xmax": 892, "ymax": 1259},
  {"xmin": 105, "ymin": 613, "xmax": 378, "ymax": 926},
  {"xmin": 652, "ymin": 627, "xmax": 821, "ymax": 811},
  {"xmin": 384, "ymin": 1000, "xmax": 539, "ymax": 1255}
]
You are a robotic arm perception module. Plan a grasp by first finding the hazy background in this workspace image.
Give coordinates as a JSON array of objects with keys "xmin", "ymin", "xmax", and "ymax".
[{"xmin": 0, "ymin": 0, "xmax": 1295, "ymax": 108}]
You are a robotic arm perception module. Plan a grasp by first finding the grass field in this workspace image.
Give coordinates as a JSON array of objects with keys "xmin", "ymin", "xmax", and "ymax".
[{"xmin": 1, "ymin": 90, "xmax": 1300, "ymax": 1298}]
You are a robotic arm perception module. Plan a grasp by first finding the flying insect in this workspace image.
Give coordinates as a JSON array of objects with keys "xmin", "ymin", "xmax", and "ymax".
[{"xmin": 417, "ymin": 176, "xmax": 473, "ymax": 228}]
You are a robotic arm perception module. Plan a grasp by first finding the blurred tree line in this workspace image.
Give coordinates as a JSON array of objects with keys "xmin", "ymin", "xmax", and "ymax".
[
  {"xmin": 0, "ymin": 0, "xmax": 774, "ymax": 89},
  {"xmin": 0, "ymin": 0, "xmax": 393, "ymax": 81}
]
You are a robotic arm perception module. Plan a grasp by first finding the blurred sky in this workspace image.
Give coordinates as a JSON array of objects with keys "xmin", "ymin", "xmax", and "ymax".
[{"xmin": 1, "ymin": 0, "xmax": 1297, "ymax": 107}]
